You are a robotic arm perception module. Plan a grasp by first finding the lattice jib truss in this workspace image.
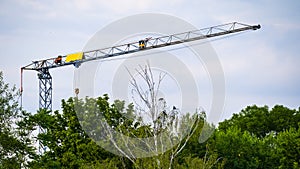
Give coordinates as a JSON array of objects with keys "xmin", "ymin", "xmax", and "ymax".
[{"xmin": 21, "ymin": 22, "xmax": 260, "ymax": 72}]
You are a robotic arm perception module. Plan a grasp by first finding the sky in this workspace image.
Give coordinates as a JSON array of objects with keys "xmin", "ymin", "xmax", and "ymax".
[{"xmin": 0, "ymin": 0, "xmax": 299, "ymax": 122}]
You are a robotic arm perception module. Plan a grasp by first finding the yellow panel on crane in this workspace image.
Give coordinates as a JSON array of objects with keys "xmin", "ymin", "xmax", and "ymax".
[{"xmin": 65, "ymin": 52, "xmax": 84, "ymax": 62}]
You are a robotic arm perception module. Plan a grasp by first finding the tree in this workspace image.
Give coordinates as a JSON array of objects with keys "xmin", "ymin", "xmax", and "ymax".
[
  {"xmin": 215, "ymin": 105, "xmax": 300, "ymax": 169},
  {"xmin": 174, "ymin": 150, "xmax": 225, "ymax": 169},
  {"xmin": 211, "ymin": 127, "xmax": 260, "ymax": 169},
  {"xmin": 178, "ymin": 120, "xmax": 215, "ymax": 160},
  {"xmin": 268, "ymin": 105, "xmax": 299, "ymax": 134},
  {"xmin": 19, "ymin": 62, "xmax": 226, "ymax": 168},
  {"xmin": 218, "ymin": 105, "xmax": 300, "ymax": 137},
  {"xmin": 0, "ymin": 71, "xmax": 35, "ymax": 169},
  {"xmin": 256, "ymin": 132, "xmax": 280, "ymax": 168},
  {"xmin": 125, "ymin": 63, "xmax": 204, "ymax": 169},
  {"xmin": 70, "ymin": 63, "xmax": 211, "ymax": 169},
  {"xmin": 275, "ymin": 126, "xmax": 300, "ymax": 168},
  {"xmin": 26, "ymin": 97, "xmax": 127, "ymax": 169},
  {"xmin": 75, "ymin": 95, "xmax": 150, "ymax": 167}
]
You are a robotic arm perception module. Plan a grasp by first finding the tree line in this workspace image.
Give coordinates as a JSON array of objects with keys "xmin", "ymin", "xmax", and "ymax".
[{"xmin": 0, "ymin": 70, "xmax": 299, "ymax": 169}]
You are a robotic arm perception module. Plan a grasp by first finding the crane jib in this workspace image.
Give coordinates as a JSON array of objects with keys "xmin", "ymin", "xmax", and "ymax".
[{"xmin": 21, "ymin": 22, "xmax": 260, "ymax": 71}]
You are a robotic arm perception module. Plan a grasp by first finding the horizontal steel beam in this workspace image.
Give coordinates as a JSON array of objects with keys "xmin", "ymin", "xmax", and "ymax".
[{"xmin": 22, "ymin": 22, "xmax": 260, "ymax": 71}]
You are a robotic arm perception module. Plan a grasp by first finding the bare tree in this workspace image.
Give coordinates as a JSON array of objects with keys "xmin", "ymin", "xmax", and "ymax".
[{"xmin": 126, "ymin": 62, "xmax": 203, "ymax": 168}]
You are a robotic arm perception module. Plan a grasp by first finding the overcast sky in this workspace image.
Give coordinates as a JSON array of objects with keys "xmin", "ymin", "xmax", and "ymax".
[{"xmin": 1, "ymin": 0, "xmax": 299, "ymax": 121}]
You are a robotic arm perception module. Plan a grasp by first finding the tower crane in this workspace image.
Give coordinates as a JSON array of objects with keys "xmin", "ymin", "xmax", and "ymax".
[
  {"xmin": 21, "ymin": 22, "xmax": 260, "ymax": 152},
  {"xmin": 21, "ymin": 22, "xmax": 260, "ymax": 111}
]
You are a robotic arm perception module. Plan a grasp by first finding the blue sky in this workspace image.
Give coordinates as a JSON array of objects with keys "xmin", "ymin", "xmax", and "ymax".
[{"xmin": 1, "ymin": 0, "xmax": 299, "ymax": 121}]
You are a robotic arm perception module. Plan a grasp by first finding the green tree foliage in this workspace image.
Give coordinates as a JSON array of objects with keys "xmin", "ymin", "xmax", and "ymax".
[
  {"xmin": 256, "ymin": 132, "xmax": 280, "ymax": 168},
  {"xmin": 7, "ymin": 65, "xmax": 297, "ymax": 169},
  {"xmin": 177, "ymin": 118, "xmax": 215, "ymax": 163},
  {"xmin": 268, "ymin": 105, "xmax": 299, "ymax": 133},
  {"xmin": 275, "ymin": 126, "xmax": 300, "ymax": 168},
  {"xmin": 212, "ymin": 127, "xmax": 260, "ymax": 169},
  {"xmin": 174, "ymin": 152, "xmax": 225, "ymax": 169},
  {"xmin": 23, "ymin": 94, "xmax": 224, "ymax": 169},
  {"xmin": 26, "ymin": 97, "xmax": 130, "ymax": 169},
  {"xmin": 4, "ymin": 65, "xmax": 300, "ymax": 168},
  {"xmin": 218, "ymin": 105, "xmax": 300, "ymax": 137},
  {"xmin": 215, "ymin": 105, "xmax": 300, "ymax": 169},
  {"xmin": 21, "ymin": 99, "xmax": 300, "ymax": 169},
  {"xmin": 0, "ymin": 71, "xmax": 35, "ymax": 169}
]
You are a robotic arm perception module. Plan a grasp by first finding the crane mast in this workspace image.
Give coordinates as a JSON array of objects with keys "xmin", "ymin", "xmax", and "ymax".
[{"xmin": 21, "ymin": 22, "xmax": 260, "ymax": 153}]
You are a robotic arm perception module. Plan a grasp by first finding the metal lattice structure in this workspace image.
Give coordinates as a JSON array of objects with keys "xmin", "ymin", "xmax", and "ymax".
[
  {"xmin": 21, "ymin": 22, "xmax": 260, "ymax": 153},
  {"xmin": 38, "ymin": 68, "xmax": 52, "ymax": 110},
  {"xmin": 22, "ymin": 22, "xmax": 260, "ymax": 72}
]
